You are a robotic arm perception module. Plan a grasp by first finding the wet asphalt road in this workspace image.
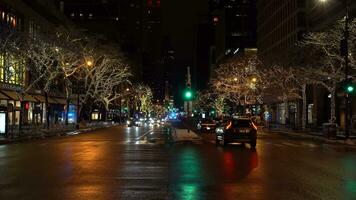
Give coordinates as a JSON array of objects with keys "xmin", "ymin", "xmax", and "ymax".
[{"xmin": 1, "ymin": 123, "xmax": 356, "ymax": 200}]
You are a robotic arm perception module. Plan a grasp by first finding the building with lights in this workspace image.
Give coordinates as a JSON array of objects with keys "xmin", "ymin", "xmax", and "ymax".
[
  {"xmin": 208, "ymin": 0, "xmax": 257, "ymax": 81},
  {"xmin": 257, "ymin": 0, "xmax": 356, "ymax": 130},
  {"xmin": 0, "ymin": 0, "xmax": 73, "ymax": 136}
]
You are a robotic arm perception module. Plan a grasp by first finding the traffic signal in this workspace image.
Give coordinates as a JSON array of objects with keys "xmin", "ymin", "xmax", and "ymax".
[
  {"xmin": 183, "ymin": 88, "xmax": 194, "ymax": 100},
  {"xmin": 344, "ymin": 81, "xmax": 356, "ymax": 95}
]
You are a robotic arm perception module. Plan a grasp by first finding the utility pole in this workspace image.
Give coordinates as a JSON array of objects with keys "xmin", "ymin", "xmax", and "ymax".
[{"xmin": 184, "ymin": 66, "xmax": 193, "ymax": 116}]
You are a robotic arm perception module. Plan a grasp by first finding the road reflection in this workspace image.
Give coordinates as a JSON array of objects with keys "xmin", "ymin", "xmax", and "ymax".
[
  {"xmin": 170, "ymin": 147, "xmax": 202, "ymax": 200},
  {"xmin": 170, "ymin": 145, "xmax": 258, "ymax": 200},
  {"xmin": 220, "ymin": 146, "xmax": 258, "ymax": 180}
]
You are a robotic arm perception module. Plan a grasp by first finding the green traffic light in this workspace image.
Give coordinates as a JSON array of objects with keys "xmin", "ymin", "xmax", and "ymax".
[
  {"xmin": 347, "ymin": 85, "xmax": 354, "ymax": 93},
  {"xmin": 185, "ymin": 91, "xmax": 192, "ymax": 99},
  {"xmin": 183, "ymin": 88, "xmax": 194, "ymax": 100}
]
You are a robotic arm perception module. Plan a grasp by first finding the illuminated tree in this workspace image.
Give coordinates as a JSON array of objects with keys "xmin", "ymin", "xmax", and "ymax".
[
  {"xmin": 298, "ymin": 19, "xmax": 356, "ymax": 123},
  {"xmin": 134, "ymin": 84, "xmax": 153, "ymax": 117},
  {"xmin": 211, "ymin": 55, "xmax": 265, "ymax": 114}
]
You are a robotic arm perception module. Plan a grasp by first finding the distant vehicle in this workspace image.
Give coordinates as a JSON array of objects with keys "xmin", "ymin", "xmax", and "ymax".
[
  {"xmin": 215, "ymin": 117, "xmax": 257, "ymax": 148},
  {"xmin": 127, "ymin": 118, "xmax": 141, "ymax": 127},
  {"xmin": 197, "ymin": 118, "xmax": 216, "ymax": 133}
]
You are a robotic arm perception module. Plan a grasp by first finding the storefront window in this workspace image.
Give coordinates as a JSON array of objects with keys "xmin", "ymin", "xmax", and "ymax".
[
  {"xmin": 0, "ymin": 54, "xmax": 4, "ymax": 81},
  {"xmin": 15, "ymin": 110, "xmax": 20, "ymax": 125},
  {"xmin": 92, "ymin": 113, "xmax": 99, "ymax": 120},
  {"xmin": 28, "ymin": 102, "xmax": 33, "ymax": 122},
  {"xmin": 42, "ymin": 103, "xmax": 46, "ymax": 123},
  {"xmin": 0, "ymin": 100, "xmax": 6, "ymax": 106},
  {"xmin": 278, "ymin": 103, "xmax": 286, "ymax": 125},
  {"xmin": 15, "ymin": 101, "xmax": 20, "ymax": 108},
  {"xmin": 8, "ymin": 111, "xmax": 12, "ymax": 125},
  {"xmin": 68, "ymin": 104, "xmax": 77, "ymax": 123}
]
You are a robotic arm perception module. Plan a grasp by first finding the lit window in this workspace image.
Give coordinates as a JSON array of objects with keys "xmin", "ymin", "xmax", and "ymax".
[{"xmin": 0, "ymin": 54, "xmax": 4, "ymax": 81}]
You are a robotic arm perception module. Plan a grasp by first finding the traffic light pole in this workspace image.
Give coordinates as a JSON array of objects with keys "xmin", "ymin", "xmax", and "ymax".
[{"xmin": 344, "ymin": 0, "xmax": 351, "ymax": 138}]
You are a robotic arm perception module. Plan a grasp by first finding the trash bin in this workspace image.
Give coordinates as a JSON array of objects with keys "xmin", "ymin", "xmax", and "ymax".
[{"xmin": 322, "ymin": 123, "xmax": 337, "ymax": 138}]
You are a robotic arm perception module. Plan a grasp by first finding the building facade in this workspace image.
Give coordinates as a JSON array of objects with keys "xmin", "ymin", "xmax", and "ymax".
[
  {"xmin": 257, "ymin": 0, "xmax": 356, "ymax": 130},
  {"xmin": 209, "ymin": 0, "xmax": 257, "ymax": 79},
  {"xmin": 0, "ymin": 0, "xmax": 73, "ymax": 137}
]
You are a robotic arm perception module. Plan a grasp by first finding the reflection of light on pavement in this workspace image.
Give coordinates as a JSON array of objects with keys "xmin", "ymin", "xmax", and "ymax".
[
  {"xmin": 181, "ymin": 184, "xmax": 198, "ymax": 200},
  {"xmin": 172, "ymin": 148, "xmax": 202, "ymax": 200},
  {"xmin": 342, "ymin": 157, "xmax": 356, "ymax": 197},
  {"xmin": 223, "ymin": 151, "xmax": 234, "ymax": 178},
  {"xmin": 346, "ymin": 180, "xmax": 356, "ymax": 194}
]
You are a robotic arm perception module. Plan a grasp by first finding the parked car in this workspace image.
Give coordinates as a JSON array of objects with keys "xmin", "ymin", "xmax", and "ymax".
[
  {"xmin": 215, "ymin": 117, "xmax": 257, "ymax": 148},
  {"xmin": 197, "ymin": 118, "xmax": 217, "ymax": 133}
]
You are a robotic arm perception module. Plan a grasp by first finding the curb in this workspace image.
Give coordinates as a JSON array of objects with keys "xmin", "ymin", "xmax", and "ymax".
[
  {"xmin": 0, "ymin": 124, "xmax": 120, "ymax": 145},
  {"xmin": 265, "ymin": 129, "xmax": 356, "ymax": 146}
]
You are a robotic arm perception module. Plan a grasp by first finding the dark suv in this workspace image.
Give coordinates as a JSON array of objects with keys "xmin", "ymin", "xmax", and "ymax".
[
  {"xmin": 215, "ymin": 118, "xmax": 257, "ymax": 148},
  {"xmin": 197, "ymin": 118, "xmax": 216, "ymax": 133}
]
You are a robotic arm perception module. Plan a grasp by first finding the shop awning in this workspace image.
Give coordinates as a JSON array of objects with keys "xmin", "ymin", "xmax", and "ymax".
[
  {"xmin": 0, "ymin": 91, "xmax": 37, "ymax": 102},
  {"xmin": 23, "ymin": 94, "xmax": 37, "ymax": 102},
  {"xmin": 53, "ymin": 98, "xmax": 67, "ymax": 105},
  {"xmin": 32, "ymin": 95, "xmax": 46, "ymax": 102},
  {"xmin": 0, "ymin": 91, "xmax": 10, "ymax": 100},
  {"xmin": 1, "ymin": 90, "xmax": 20, "ymax": 100}
]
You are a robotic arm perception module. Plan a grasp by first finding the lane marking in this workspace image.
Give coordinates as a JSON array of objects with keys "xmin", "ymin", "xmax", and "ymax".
[
  {"xmin": 282, "ymin": 142, "xmax": 300, "ymax": 147},
  {"xmin": 134, "ymin": 129, "xmax": 154, "ymax": 141}
]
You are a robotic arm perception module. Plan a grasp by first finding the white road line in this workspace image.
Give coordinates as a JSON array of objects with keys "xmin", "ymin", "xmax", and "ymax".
[
  {"xmin": 134, "ymin": 129, "xmax": 154, "ymax": 141},
  {"xmin": 282, "ymin": 142, "xmax": 300, "ymax": 147}
]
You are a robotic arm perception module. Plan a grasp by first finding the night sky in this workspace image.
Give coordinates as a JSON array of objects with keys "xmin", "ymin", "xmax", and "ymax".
[
  {"xmin": 61, "ymin": 0, "xmax": 210, "ymax": 105},
  {"xmin": 161, "ymin": 0, "xmax": 209, "ymax": 105}
]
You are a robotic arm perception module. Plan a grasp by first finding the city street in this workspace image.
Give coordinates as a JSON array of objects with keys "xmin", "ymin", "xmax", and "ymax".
[{"xmin": 1, "ymin": 123, "xmax": 356, "ymax": 200}]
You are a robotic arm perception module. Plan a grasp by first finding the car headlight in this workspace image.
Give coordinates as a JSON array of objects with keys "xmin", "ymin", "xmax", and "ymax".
[{"xmin": 216, "ymin": 128, "xmax": 224, "ymax": 134}]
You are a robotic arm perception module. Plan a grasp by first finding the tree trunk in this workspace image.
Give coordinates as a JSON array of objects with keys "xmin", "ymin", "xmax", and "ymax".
[
  {"xmin": 45, "ymin": 92, "xmax": 50, "ymax": 130},
  {"xmin": 302, "ymin": 84, "xmax": 307, "ymax": 130},
  {"xmin": 19, "ymin": 96, "xmax": 24, "ymax": 136},
  {"xmin": 283, "ymin": 93, "xmax": 289, "ymax": 126},
  {"xmin": 65, "ymin": 96, "xmax": 69, "ymax": 126},
  {"xmin": 330, "ymin": 88, "xmax": 336, "ymax": 123},
  {"xmin": 76, "ymin": 92, "xmax": 80, "ymax": 129},
  {"xmin": 119, "ymin": 98, "xmax": 122, "ymax": 124},
  {"xmin": 64, "ymin": 80, "xmax": 70, "ymax": 126}
]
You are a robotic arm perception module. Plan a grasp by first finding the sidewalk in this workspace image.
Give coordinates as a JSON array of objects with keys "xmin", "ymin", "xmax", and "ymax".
[
  {"xmin": 172, "ymin": 128, "xmax": 202, "ymax": 143},
  {"xmin": 0, "ymin": 122, "xmax": 120, "ymax": 145},
  {"xmin": 264, "ymin": 127, "xmax": 356, "ymax": 146}
]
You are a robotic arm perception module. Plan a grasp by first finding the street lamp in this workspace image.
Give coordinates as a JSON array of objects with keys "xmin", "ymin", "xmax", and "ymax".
[
  {"xmin": 86, "ymin": 60, "xmax": 93, "ymax": 67},
  {"xmin": 252, "ymin": 77, "xmax": 257, "ymax": 83}
]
